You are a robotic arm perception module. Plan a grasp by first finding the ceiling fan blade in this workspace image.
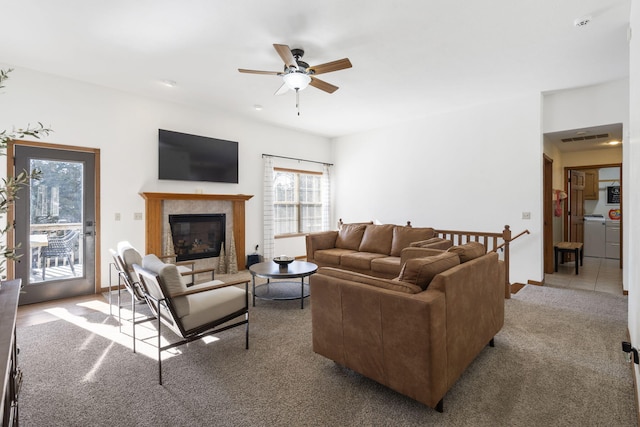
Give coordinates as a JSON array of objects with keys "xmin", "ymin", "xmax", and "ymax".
[
  {"xmin": 307, "ymin": 58, "xmax": 352, "ymax": 75},
  {"xmin": 273, "ymin": 44, "xmax": 298, "ymax": 70},
  {"xmin": 238, "ymin": 68, "xmax": 282, "ymax": 75},
  {"xmin": 310, "ymin": 77, "xmax": 339, "ymax": 94},
  {"xmin": 274, "ymin": 82, "xmax": 289, "ymax": 95}
]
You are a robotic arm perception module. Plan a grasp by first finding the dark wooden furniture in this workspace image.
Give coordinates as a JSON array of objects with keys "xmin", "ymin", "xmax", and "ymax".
[
  {"xmin": 1, "ymin": 280, "xmax": 21, "ymax": 426},
  {"xmin": 554, "ymin": 242, "xmax": 584, "ymax": 275},
  {"xmin": 249, "ymin": 260, "xmax": 318, "ymax": 309}
]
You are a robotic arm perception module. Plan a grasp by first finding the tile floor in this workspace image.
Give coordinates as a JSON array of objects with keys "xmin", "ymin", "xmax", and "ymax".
[{"xmin": 544, "ymin": 256, "xmax": 624, "ymax": 296}]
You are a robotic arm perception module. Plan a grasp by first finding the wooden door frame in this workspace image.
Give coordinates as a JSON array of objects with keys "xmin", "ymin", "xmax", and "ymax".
[
  {"xmin": 563, "ymin": 163, "xmax": 622, "ymax": 268},
  {"xmin": 543, "ymin": 155, "xmax": 554, "ymax": 274},
  {"xmin": 6, "ymin": 140, "xmax": 101, "ymax": 293}
]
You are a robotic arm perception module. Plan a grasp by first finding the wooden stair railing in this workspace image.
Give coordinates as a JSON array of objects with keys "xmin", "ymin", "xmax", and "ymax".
[{"xmin": 432, "ymin": 225, "xmax": 530, "ymax": 299}]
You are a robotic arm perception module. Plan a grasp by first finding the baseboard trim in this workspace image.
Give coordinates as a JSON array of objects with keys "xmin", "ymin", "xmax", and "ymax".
[
  {"xmin": 510, "ymin": 283, "xmax": 526, "ymax": 294},
  {"xmin": 527, "ymin": 279, "xmax": 544, "ymax": 286}
]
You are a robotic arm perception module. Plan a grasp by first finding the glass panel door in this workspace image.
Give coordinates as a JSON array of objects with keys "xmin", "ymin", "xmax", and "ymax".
[{"xmin": 13, "ymin": 145, "xmax": 96, "ymax": 305}]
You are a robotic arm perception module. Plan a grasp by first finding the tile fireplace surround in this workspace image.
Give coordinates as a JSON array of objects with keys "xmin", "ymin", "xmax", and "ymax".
[{"xmin": 139, "ymin": 192, "xmax": 253, "ymax": 270}]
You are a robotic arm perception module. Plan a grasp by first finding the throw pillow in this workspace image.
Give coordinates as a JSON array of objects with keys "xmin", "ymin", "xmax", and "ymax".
[
  {"xmin": 398, "ymin": 252, "xmax": 460, "ymax": 290},
  {"xmin": 335, "ymin": 223, "xmax": 367, "ymax": 250},
  {"xmin": 447, "ymin": 242, "xmax": 486, "ymax": 263}
]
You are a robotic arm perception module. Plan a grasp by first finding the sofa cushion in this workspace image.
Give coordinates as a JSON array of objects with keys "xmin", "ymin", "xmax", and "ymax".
[
  {"xmin": 335, "ymin": 223, "xmax": 367, "ymax": 250},
  {"xmin": 370, "ymin": 256, "xmax": 402, "ymax": 276},
  {"xmin": 317, "ymin": 267, "xmax": 421, "ymax": 294},
  {"xmin": 359, "ymin": 224, "xmax": 395, "ymax": 255},
  {"xmin": 409, "ymin": 237, "xmax": 453, "ymax": 250},
  {"xmin": 315, "ymin": 248, "xmax": 357, "ymax": 265},
  {"xmin": 390, "ymin": 226, "xmax": 435, "ymax": 257},
  {"xmin": 398, "ymin": 252, "xmax": 460, "ymax": 290},
  {"xmin": 447, "ymin": 242, "xmax": 486, "ymax": 263},
  {"xmin": 341, "ymin": 252, "xmax": 388, "ymax": 271}
]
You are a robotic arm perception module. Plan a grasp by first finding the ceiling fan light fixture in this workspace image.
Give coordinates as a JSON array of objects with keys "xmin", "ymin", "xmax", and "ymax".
[{"xmin": 283, "ymin": 72, "xmax": 311, "ymax": 91}]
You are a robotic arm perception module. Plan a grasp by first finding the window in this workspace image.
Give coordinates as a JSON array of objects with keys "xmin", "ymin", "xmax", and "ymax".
[{"xmin": 274, "ymin": 169, "xmax": 323, "ymax": 235}]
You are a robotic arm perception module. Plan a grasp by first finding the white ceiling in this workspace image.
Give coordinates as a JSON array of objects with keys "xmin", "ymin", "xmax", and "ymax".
[{"xmin": 0, "ymin": 0, "xmax": 631, "ymax": 139}]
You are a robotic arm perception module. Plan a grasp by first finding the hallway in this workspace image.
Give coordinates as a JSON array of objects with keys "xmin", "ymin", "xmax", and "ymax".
[{"xmin": 544, "ymin": 256, "xmax": 624, "ymax": 296}]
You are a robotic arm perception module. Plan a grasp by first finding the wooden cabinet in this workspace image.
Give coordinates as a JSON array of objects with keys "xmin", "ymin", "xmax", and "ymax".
[
  {"xmin": 584, "ymin": 169, "xmax": 599, "ymax": 200},
  {"xmin": 1, "ymin": 280, "xmax": 21, "ymax": 426}
]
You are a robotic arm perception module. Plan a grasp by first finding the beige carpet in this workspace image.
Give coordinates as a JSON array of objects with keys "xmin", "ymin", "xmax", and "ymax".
[{"xmin": 17, "ymin": 279, "xmax": 636, "ymax": 426}]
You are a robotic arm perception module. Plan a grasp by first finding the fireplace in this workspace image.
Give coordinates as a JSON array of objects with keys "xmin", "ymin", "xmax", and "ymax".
[{"xmin": 169, "ymin": 214, "xmax": 225, "ymax": 261}]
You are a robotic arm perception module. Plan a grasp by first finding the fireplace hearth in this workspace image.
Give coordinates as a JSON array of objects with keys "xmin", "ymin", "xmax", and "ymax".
[{"xmin": 169, "ymin": 213, "xmax": 225, "ymax": 261}]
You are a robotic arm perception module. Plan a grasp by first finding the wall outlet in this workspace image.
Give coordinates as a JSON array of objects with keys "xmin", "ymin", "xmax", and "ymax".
[
  {"xmin": 522, "ymin": 212, "xmax": 531, "ymax": 220},
  {"xmin": 114, "ymin": 212, "xmax": 121, "ymax": 221},
  {"xmin": 134, "ymin": 212, "xmax": 143, "ymax": 220}
]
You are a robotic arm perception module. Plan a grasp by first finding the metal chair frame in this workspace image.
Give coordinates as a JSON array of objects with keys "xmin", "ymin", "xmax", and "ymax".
[{"xmin": 133, "ymin": 263, "xmax": 250, "ymax": 384}]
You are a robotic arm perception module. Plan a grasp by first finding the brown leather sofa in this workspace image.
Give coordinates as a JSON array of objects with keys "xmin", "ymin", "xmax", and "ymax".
[
  {"xmin": 309, "ymin": 247, "xmax": 505, "ymax": 412},
  {"xmin": 305, "ymin": 223, "xmax": 452, "ymax": 278}
]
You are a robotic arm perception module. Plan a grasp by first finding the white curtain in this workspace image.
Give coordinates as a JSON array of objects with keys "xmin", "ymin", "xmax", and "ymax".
[
  {"xmin": 322, "ymin": 164, "xmax": 331, "ymax": 231},
  {"xmin": 263, "ymin": 156, "xmax": 275, "ymax": 261}
]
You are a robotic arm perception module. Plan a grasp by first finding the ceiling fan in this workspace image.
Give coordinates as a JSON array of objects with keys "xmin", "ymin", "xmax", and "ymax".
[{"xmin": 239, "ymin": 44, "xmax": 352, "ymax": 114}]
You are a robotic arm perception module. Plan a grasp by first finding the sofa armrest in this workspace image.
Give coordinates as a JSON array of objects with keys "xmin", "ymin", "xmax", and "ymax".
[
  {"xmin": 305, "ymin": 231, "xmax": 338, "ymax": 260},
  {"xmin": 428, "ymin": 252, "xmax": 504, "ymax": 388},
  {"xmin": 400, "ymin": 247, "xmax": 446, "ymax": 264}
]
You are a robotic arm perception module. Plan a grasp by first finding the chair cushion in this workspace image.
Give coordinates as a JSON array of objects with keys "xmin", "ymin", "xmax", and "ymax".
[
  {"xmin": 390, "ymin": 226, "xmax": 435, "ymax": 257},
  {"xmin": 117, "ymin": 242, "xmax": 143, "ymax": 283},
  {"xmin": 335, "ymin": 224, "xmax": 367, "ymax": 250},
  {"xmin": 180, "ymin": 281, "xmax": 247, "ymax": 331},
  {"xmin": 398, "ymin": 252, "xmax": 460, "ymax": 290},
  {"xmin": 447, "ymin": 242, "xmax": 486, "ymax": 263},
  {"xmin": 142, "ymin": 254, "xmax": 190, "ymax": 317}
]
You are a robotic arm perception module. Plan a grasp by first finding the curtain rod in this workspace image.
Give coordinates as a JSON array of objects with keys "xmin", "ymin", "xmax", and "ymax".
[{"xmin": 262, "ymin": 153, "xmax": 333, "ymax": 166}]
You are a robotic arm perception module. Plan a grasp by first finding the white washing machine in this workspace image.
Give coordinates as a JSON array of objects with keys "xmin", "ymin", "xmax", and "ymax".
[{"xmin": 583, "ymin": 215, "xmax": 606, "ymax": 258}]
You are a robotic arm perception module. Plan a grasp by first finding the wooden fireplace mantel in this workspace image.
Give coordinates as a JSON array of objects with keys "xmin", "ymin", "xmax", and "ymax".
[{"xmin": 140, "ymin": 192, "xmax": 253, "ymax": 269}]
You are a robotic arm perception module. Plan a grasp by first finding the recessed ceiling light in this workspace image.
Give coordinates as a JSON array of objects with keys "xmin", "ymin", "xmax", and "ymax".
[
  {"xmin": 608, "ymin": 140, "xmax": 621, "ymax": 145},
  {"xmin": 160, "ymin": 79, "xmax": 177, "ymax": 88},
  {"xmin": 254, "ymin": 104, "xmax": 263, "ymax": 111}
]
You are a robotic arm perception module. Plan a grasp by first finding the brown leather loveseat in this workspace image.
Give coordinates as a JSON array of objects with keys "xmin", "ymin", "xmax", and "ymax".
[{"xmin": 309, "ymin": 245, "xmax": 505, "ymax": 412}]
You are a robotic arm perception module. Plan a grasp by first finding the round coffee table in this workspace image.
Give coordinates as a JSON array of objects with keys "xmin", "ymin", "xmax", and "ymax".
[{"xmin": 249, "ymin": 260, "xmax": 318, "ymax": 309}]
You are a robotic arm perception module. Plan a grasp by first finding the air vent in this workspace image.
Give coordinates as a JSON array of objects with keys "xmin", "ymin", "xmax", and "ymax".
[{"xmin": 561, "ymin": 133, "xmax": 610, "ymax": 143}]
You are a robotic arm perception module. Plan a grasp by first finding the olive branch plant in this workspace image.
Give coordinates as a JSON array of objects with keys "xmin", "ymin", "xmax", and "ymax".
[{"xmin": 0, "ymin": 68, "xmax": 51, "ymax": 278}]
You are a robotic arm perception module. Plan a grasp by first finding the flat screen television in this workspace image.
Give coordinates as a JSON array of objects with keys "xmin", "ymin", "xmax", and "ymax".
[{"xmin": 158, "ymin": 129, "xmax": 239, "ymax": 183}]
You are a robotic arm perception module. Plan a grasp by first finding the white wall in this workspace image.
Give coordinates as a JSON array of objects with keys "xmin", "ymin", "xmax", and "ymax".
[
  {"xmin": 0, "ymin": 65, "xmax": 331, "ymax": 286},
  {"xmin": 332, "ymin": 93, "xmax": 543, "ymax": 285},
  {"xmin": 543, "ymin": 79, "xmax": 629, "ymax": 134}
]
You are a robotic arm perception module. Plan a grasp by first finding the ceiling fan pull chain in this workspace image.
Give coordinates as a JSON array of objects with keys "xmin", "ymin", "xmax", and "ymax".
[{"xmin": 296, "ymin": 88, "xmax": 301, "ymax": 116}]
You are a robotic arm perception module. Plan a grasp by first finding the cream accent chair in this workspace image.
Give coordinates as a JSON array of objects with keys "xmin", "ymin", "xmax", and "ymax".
[
  {"xmin": 134, "ymin": 254, "xmax": 250, "ymax": 384},
  {"xmin": 113, "ymin": 241, "xmax": 207, "ymax": 352}
]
